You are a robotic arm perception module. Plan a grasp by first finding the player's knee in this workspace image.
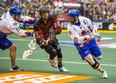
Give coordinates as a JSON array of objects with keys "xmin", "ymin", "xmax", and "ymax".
[
  {"xmin": 56, "ymin": 47, "xmax": 62, "ymax": 58},
  {"xmin": 91, "ymin": 61, "xmax": 100, "ymax": 69},
  {"xmin": 57, "ymin": 47, "xmax": 61, "ymax": 52},
  {"xmin": 86, "ymin": 57, "xmax": 100, "ymax": 69},
  {"xmin": 51, "ymin": 48, "xmax": 57, "ymax": 57},
  {"xmin": 10, "ymin": 44, "xmax": 16, "ymax": 51},
  {"xmin": 91, "ymin": 58, "xmax": 100, "ymax": 69},
  {"xmin": 96, "ymin": 55, "xmax": 102, "ymax": 60}
]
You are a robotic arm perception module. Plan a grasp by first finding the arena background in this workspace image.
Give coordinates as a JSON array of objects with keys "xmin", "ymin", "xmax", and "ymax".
[{"xmin": 0, "ymin": 0, "xmax": 116, "ymax": 83}]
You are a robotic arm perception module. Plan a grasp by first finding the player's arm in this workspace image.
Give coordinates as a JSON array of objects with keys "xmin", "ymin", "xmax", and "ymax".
[
  {"xmin": 34, "ymin": 22, "xmax": 48, "ymax": 46},
  {"xmin": 52, "ymin": 15, "xmax": 62, "ymax": 35},
  {"xmin": 67, "ymin": 25, "xmax": 92, "ymax": 44},
  {"xmin": 10, "ymin": 27, "xmax": 33, "ymax": 37},
  {"xmin": 19, "ymin": 15, "xmax": 36, "ymax": 24},
  {"xmin": 8, "ymin": 22, "xmax": 33, "ymax": 37},
  {"xmin": 85, "ymin": 17, "xmax": 100, "ymax": 39},
  {"xmin": 34, "ymin": 29, "xmax": 49, "ymax": 46}
]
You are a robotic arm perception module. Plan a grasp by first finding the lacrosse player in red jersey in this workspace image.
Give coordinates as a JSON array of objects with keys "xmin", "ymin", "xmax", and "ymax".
[{"xmin": 33, "ymin": 6, "xmax": 68, "ymax": 72}]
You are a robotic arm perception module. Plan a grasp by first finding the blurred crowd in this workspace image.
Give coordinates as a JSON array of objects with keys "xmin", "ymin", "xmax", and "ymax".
[
  {"xmin": 81, "ymin": 1, "xmax": 116, "ymax": 22},
  {"xmin": 0, "ymin": 0, "xmax": 116, "ymax": 22}
]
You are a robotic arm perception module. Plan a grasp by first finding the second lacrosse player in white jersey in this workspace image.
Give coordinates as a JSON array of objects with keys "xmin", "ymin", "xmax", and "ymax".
[
  {"xmin": 67, "ymin": 9, "xmax": 108, "ymax": 79},
  {"xmin": 0, "ymin": 5, "xmax": 34, "ymax": 71}
]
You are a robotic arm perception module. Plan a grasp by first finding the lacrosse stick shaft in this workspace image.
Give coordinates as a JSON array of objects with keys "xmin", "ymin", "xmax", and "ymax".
[{"xmin": 23, "ymin": 38, "xmax": 50, "ymax": 59}]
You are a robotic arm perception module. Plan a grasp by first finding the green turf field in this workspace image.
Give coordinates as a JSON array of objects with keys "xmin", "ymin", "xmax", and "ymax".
[{"xmin": 0, "ymin": 33, "xmax": 116, "ymax": 83}]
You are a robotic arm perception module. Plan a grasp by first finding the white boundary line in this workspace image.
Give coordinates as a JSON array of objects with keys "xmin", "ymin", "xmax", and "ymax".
[
  {"xmin": 4, "ymin": 38, "xmax": 116, "ymax": 67},
  {"xmin": 9, "ymin": 37, "xmax": 113, "ymax": 41},
  {"xmin": 0, "ymin": 57, "xmax": 116, "ymax": 67}
]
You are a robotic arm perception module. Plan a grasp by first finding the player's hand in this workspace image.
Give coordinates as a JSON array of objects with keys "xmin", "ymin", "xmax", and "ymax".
[
  {"xmin": 48, "ymin": 33, "xmax": 56, "ymax": 43},
  {"xmin": 25, "ymin": 32, "xmax": 34, "ymax": 37},
  {"xmin": 95, "ymin": 36, "xmax": 102, "ymax": 42},
  {"xmin": 90, "ymin": 29, "xmax": 99, "ymax": 38},
  {"xmin": 41, "ymin": 38, "xmax": 49, "ymax": 46},
  {"xmin": 48, "ymin": 36, "xmax": 55, "ymax": 43}
]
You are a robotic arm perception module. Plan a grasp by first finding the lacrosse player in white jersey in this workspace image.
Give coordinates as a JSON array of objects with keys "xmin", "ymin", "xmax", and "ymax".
[
  {"xmin": 0, "ymin": 5, "xmax": 34, "ymax": 71},
  {"xmin": 67, "ymin": 9, "xmax": 108, "ymax": 79}
]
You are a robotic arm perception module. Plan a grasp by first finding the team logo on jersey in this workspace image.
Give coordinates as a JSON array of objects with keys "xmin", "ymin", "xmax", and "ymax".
[
  {"xmin": 0, "ymin": 72, "xmax": 95, "ymax": 83},
  {"xmin": 81, "ymin": 30, "xmax": 86, "ymax": 35},
  {"xmin": 13, "ymin": 22, "xmax": 18, "ymax": 26}
]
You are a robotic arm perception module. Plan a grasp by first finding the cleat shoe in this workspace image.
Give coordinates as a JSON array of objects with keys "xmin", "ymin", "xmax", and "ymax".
[
  {"xmin": 102, "ymin": 71, "xmax": 108, "ymax": 79},
  {"xmin": 58, "ymin": 66, "xmax": 69, "ymax": 72},
  {"xmin": 9, "ymin": 66, "xmax": 24, "ymax": 72},
  {"xmin": 48, "ymin": 58, "xmax": 57, "ymax": 68}
]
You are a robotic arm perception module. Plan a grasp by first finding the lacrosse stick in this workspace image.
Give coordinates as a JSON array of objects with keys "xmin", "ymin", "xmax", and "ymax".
[
  {"xmin": 22, "ymin": 38, "xmax": 50, "ymax": 60},
  {"xmin": 28, "ymin": 39, "xmax": 36, "ymax": 50},
  {"xmin": 22, "ymin": 46, "xmax": 40, "ymax": 60}
]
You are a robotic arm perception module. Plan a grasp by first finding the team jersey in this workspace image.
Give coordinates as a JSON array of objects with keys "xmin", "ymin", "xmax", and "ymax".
[
  {"xmin": 0, "ymin": 12, "xmax": 33, "ymax": 36},
  {"xmin": 67, "ymin": 16, "xmax": 102, "ymax": 60},
  {"xmin": 34, "ymin": 14, "xmax": 62, "ymax": 43},
  {"xmin": 67, "ymin": 16, "xmax": 98, "ymax": 44}
]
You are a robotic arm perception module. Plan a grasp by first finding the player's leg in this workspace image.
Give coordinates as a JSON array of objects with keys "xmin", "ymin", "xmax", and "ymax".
[
  {"xmin": 55, "ymin": 45, "xmax": 69, "ymax": 72},
  {"xmin": 42, "ymin": 44, "xmax": 57, "ymax": 68},
  {"xmin": 91, "ymin": 44, "xmax": 103, "ymax": 60},
  {"xmin": 53, "ymin": 39, "xmax": 69, "ymax": 72},
  {"xmin": 85, "ymin": 54, "xmax": 108, "ymax": 79},
  {"xmin": 91, "ymin": 44, "xmax": 108, "ymax": 78},
  {"xmin": 9, "ymin": 43, "xmax": 16, "ymax": 68},
  {"xmin": 0, "ymin": 37, "xmax": 23, "ymax": 71},
  {"xmin": 76, "ymin": 44, "xmax": 108, "ymax": 79}
]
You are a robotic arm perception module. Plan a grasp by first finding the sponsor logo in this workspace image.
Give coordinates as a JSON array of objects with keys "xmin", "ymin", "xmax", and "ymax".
[{"xmin": 0, "ymin": 72, "xmax": 94, "ymax": 83}]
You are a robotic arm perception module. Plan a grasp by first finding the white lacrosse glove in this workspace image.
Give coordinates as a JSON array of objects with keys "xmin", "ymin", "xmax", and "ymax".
[{"xmin": 90, "ymin": 29, "xmax": 99, "ymax": 38}]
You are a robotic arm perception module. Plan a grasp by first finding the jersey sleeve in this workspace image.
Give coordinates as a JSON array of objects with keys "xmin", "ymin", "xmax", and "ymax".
[
  {"xmin": 52, "ymin": 15, "xmax": 62, "ymax": 34},
  {"xmin": 19, "ymin": 15, "xmax": 36, "ymax": 24},
  {"xmin": 85, "ymin": 17, "xmax": 98, "ymax": 32},
  {"xmin": 8, "ymin": 21, "xmax": 27, "ymax": 36},
  {"xmin": 33, "ymin": 20, "xmax": 45, "ymax": 44},
  {"xmin": 85, "ymin": 17, "xmax": 100, "ymax": 37},
  {"xmin": 67, "ymin": 24, "xmax": 91, "ymax": 44}
]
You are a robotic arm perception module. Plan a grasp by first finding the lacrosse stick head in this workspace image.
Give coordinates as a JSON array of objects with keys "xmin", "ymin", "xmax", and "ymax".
[
  {"xmin": 28, "ymin": 39, "xmax": 36, "ymax": 50},
  {"xmin": 22, "ymin": 50, "xmax": 33, "ymax": 60}
]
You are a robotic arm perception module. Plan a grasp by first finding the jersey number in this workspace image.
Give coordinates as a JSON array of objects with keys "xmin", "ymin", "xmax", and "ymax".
[{"xmin": 16, "ymin": 27, "xmax": 20, "ymax": 32}]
